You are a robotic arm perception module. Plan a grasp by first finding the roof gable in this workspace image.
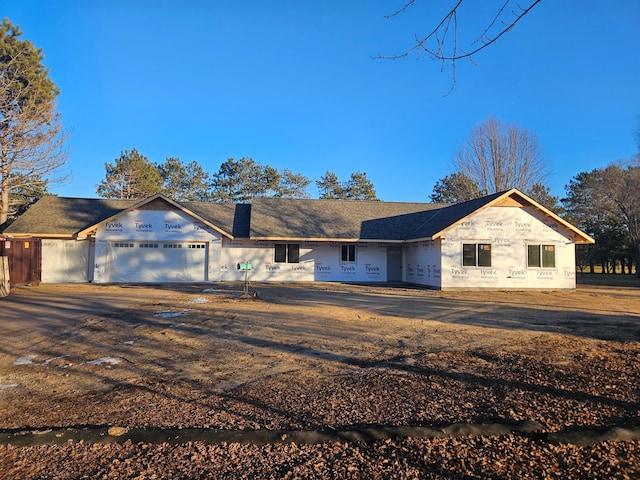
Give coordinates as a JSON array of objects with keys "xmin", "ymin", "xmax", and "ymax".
[
  {"xmin": 415, "ymin": 189, "xmax": 594, "ymax": 244},
  {"xmin": 76, "ymin": 194, "xmax": 237, "ymax": 239}
]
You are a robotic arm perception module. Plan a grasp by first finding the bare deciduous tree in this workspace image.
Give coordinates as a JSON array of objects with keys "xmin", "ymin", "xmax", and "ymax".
[
  {"xmin": 453, "ymin": 116, "xmax": 548, "ymax": 194},
  {"xmin": 1, "ymin": 20, "xmax": 69, "ymax": 225}
]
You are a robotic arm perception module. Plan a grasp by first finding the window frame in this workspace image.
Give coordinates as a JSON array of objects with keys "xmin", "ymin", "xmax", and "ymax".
[
  {"xmin": 341, "ymin": 244, "xmax": 356, "ymax": 263},
  {"xmin": 274, "ymin": 243, "xmax": 300, "ymax": 264},
  {"xmin": 287, "ymin": 243, "xmax": 300, "ymax": 263},
  {"xmin": 462, "ymin": 242, "xmax": 492, "ymax": 267},
  {"xmin": 527, "ymin": 244, "xmax": 556, "ymax": 269}
]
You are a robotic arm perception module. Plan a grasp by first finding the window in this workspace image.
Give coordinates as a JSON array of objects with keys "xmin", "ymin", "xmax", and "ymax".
[
  {"xmin": 341, "ymin": 244, "xmax": 356, "ymax": 262},
  {"xmin": 139, "ymin": 243, "xmax": 158, "ymax": 248},
  {"xmin": 114, "ymin": 243, "xmax": 134, "ymax": 248},
  {"xmin": 274, "ymin": 243, "xmax": 299, "ymax": 263},
  {"xmin": 528, "ymin": 244, "xmax": 555, "ymax": 268},
  {"xmin": 275, "ymin": 244, "xmax": 286, "ymax": 263},
  {"xmin": 462, "ymin": 243, "xmax": 491, "ymax": 267}
]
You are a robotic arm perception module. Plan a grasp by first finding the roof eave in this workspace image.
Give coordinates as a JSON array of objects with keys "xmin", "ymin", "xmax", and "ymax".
[
  {"xmin": 404, "ymin": 236, "xmax": 435, "ymax": 243},
  {"xmin": 3, "ymin": 233, "xmax": 76, "ymax": 239},
  {"xmin": 249, "ymin": 237, "xmax": 405, "ymax": 243},
  {"xmin": 509, "ymin": 189, "xmax": 595, "ymax": 244}
]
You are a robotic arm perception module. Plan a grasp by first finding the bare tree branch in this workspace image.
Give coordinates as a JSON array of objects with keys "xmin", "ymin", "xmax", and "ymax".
[
  {"xmin": 384, "ymin": 0, "xmax": 417, "ymax": 19},
  {"xmin": 472, "ymin": 0, "xmax": 510, "ymax": 46},
  {"xmin": 375, "ymin": 0, "xmax": 542, "ymax": 94}
]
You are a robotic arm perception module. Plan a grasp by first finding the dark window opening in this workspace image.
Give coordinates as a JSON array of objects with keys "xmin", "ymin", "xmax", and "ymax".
[
  {"xmin": 462, "ymin": 243, "xmax": 491, "ymax": 267},
  {"xmin": 287, "ymin": 243, "xmax": 300, "ymax": 263},
  {"xmin": 528, "ymin": 244, "xmax": 555, "ymax": 268},
  {"xmin": 275, "ymin": 243, "xmax": 299, "ymax": 263},
  {"xmin": 341, "ymin": 244, "xmax": 356, "ymax": 262},
  {"xmin": 275, "ymin": 244, "xmax": 286, "ymax": 263}
]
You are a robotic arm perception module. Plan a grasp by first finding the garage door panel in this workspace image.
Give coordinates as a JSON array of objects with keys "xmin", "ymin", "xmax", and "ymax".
[
  {"xmin": 42, "ymin": 240, "xmax": 90, "ymax": 283},
  {"xmin": 106, "ymin": 242, "xmax": 206, "ymax": 282}
]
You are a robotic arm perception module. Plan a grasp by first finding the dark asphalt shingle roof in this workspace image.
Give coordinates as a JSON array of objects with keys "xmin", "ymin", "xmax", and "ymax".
[
  {"xmin": 2, "ymin": 196, "xmax": 137, "ymax": 236},
  {"xmin": 410, "ymin": 190, "xmax": 507, "ymax": 239},
  {"xmin": 248, "ymin": 198, "xmax": 447, "ymax": 240},
  {"xmin": 6, "ymin": 190, "xmax": 581, "ymax": 243},
  {"xmin": 0, "ymin": 194, "xmax": 491, "ymax": 241},
  {"xmin": 246, "ymin": 194, "xmax": 509, "ymax": 241},
  {"xmin": 2, "ymin": 196, "xmax": 246, "ymax": 238},
  {"xmin": 179, "ymin": 201, "xmax": 246, "ymax": 237}
]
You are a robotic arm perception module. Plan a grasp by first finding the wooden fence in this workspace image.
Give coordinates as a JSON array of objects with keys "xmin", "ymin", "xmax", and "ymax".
[
  {"xmin": 0, "ymin": 238, "xmax": 41, "ymax": 288},
  {"xmin": 0, "ymin": 256, "xmax": 8, "ymax": 297}
]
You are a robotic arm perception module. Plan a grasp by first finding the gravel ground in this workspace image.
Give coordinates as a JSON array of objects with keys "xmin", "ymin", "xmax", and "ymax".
[
  {"xmin": 2, "ymin": 436, "xmax": 639, "ymax": 479},
  {"xmin": 0, "ymin": 282, "xmax": 639, "ymax": 479}
]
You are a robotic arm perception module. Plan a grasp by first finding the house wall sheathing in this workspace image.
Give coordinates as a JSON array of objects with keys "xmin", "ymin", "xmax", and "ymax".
[
  {"xmin": 404, "ymin": 240, "xmax": 442, "ymax": 288},
  {"xmin": 436, "ymin": 206, "xmax": 576, "ymax": 289},
  {"xmin": 220, "ymin": 240, "xmax": 390, "ymax": 282},
  {"xmin": 26, "ymin": 203, "xmax": 580, "ymax": 289},
  {"xmin": 91, "ymin": 208, "xmax": 222, "ymax": 283}
]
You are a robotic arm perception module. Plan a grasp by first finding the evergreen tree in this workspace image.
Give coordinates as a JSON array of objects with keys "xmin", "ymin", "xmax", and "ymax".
[
  {"xmin": 158, "ymin": 157, "xmax": 211, "ymax": 201},
  {"xmin": 316, "ymin": 171, "xmax": 378, "ymax": 200},
  {"xmin": 210, "ymin": 157, "xmax": 309, "ymax": 202},
  {"xmin": 316, "ymin": 171, "xmax": 345, "ymax": 199},
  {"xmin": 96, "ymin": 149, "xmax": 163, "ymax": 199},
  {"xmin": 526, "ymin": 183, "xmax": 563, "ymax": 215},
  {"xmin": 430, "ymin": 173, "xmax": 483, "ymax": 203},
  {"xmin": 0, "ymin": 18, "xmax": 69, "ymax": 224},
  {"xmin": 274, "ymin": 168, "xmax": 311, "ymax": 198},
  {"xmin": 562, "ymin": 163, "xmax": 640, "ymax": 275},
  {"xmin": 345, "ymin": 171, "xmax": 378, "ymax": 201},
  {"xmin": 210, "ymin": 157, "xmax": 263, "ymax": 203}
]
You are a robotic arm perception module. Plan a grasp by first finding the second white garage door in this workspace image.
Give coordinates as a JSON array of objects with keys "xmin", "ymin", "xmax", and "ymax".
[{"xmin": 106, "ymin": 241, "xmax": 207, "ymax": 283}]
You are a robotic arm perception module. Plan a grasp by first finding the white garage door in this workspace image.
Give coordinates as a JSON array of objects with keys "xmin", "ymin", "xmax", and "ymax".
[
  {"xmin": 106, "ymin": 241, "xmax": 207, "ymax": 282},
  {"xmin": 42, "ymin": 240, "xmax": 90, "ymax": 283}
]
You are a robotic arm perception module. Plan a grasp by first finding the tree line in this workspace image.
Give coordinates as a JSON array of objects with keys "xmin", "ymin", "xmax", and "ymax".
[
  {"xmin": 90, "ymin": 119, "xmax": 640, "ymax": 277},
  {"xmin": 563, "ymin": 162, "xmax": 640, "ymax": 276},
  {"xmin": 1, "ymin": 17, "xmax": 638, "ymax": 275},
  {"xmin": 96, "ymin": 149, "xmax": 379, "ymax": 203}
]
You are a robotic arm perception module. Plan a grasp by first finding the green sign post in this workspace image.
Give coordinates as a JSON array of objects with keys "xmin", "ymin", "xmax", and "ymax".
[{"xmin": 237, "ymin": 262, "xmax": 253, "ymax": 295}]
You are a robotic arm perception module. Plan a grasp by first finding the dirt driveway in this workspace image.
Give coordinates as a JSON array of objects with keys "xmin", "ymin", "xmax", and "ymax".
[
  {"xmin": 1, "ymin": 282, "xmax": 639, "ymax": 479},
  {"xmin": 0, "ymin": 284, "xmax": 173, "ymax": 337}
]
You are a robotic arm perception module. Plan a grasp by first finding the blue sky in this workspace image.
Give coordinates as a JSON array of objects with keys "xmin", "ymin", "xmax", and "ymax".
[{"xmin": 4, "ymin": 0, "xmax": 639, "ymax": 202}]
